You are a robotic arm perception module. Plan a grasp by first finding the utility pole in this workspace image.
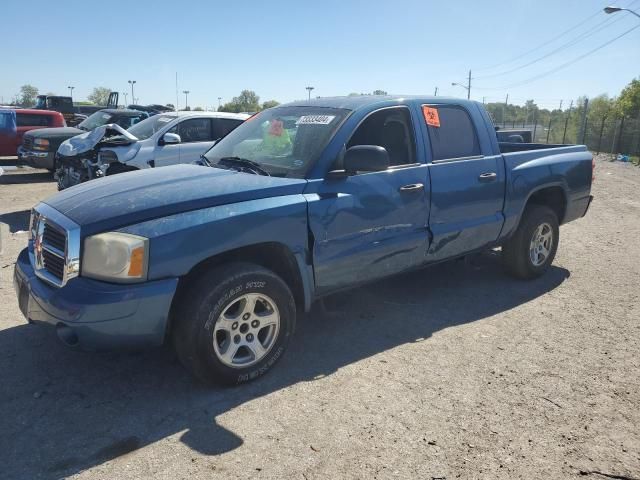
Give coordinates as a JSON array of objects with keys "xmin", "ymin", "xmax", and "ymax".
[
  {"xmin": 547, "ymin": 100, "xmax": 563, "ymax": 144},
  {"xmin": 305, "ymin": 86, "xmax": 314, "ymax": 101},
  {"xmin": 562, "ymin": 100, "xmax": 573, "ymax": 144},
  {"xmin": 434, "ymin": 86, "xmax": 438, "ymax": 96},
  {"xmin": 579, "ymin": 98, "xmax": 589, "ymax": 144},
  {"xmin": 503, "ymin": 94, "xmax": 509, "ymax": 127},
  {"xmin": 451, "ymin": 70, "xmax": 471, "ymax": 99},
  {"xmin": 482, "ymin": 96, "xmax": 486, "ymax": 104},
  {"xmin": 183, "ymin": 90, "xmax": 190, "ymax": 110}
]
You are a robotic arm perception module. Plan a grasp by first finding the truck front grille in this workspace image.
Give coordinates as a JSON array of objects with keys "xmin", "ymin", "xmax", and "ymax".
[
  {"xmin": 30, "ymin": 205, "xmax": 80, "ymax": 288},
  {"xmin": 43, "ymin": 223, "xmax": 66, "ymax": 252}
]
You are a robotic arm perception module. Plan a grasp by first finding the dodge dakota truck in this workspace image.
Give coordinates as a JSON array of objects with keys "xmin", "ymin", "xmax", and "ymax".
[{"xmin": 13, "ymin": 96, "xmax": 593, "ymax": 385}]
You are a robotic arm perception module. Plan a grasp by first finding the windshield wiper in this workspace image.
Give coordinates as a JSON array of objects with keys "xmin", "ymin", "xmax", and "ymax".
[
  {"xmin": 198, "ymin": 154, "xmax": 213, "ymax": 167},
  {"xmin": 218, "ymin": 156, "xmax": 271, "ymax": 176}
]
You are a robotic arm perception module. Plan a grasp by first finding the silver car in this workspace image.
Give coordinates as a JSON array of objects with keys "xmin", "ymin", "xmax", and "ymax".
[{"xmin": 55, "ymin": 111, "xmax": 249, "ymax": 189}]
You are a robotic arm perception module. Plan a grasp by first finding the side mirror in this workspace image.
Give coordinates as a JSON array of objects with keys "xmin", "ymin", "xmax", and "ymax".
[
  {"xmin": 343, "ymin": 145, "xmax": 389, "ymax": 174},
  {"xmin": 160, "ymin": 132, "xmax": 181, "ymax": 145}
]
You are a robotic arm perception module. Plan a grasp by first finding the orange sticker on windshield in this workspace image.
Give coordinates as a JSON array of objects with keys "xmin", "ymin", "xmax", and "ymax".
[{"xmin": 422, "ymin": 106, "xmax": 440, "ymax": 127}]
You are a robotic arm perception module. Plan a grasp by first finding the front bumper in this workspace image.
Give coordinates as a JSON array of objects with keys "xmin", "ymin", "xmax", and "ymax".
[
  {"xmin": 17, "ymin": 146, "xmax": 55, "ymax": 169},
  {"xmin": 13, "ymin": 248, "xmax": 179, "ymax": 350}
]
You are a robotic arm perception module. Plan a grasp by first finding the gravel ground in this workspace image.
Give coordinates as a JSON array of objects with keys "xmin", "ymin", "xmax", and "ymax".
[{"xmin": 0, "ymin": 156, "xmax": 638, "ymax": 480}]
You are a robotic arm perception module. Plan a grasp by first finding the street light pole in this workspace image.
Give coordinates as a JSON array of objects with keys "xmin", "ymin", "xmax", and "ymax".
[
  {"xmin": 122, "ymin": 92, "xmax": 128, "ymax": 106},
  {"xmin": 451, "ymin": 70, "xmax": 471, "ymax": 99},
  {"xmin": 67, "ymin": 86, "xmax": 74, "ymax": 99},
  {"xmin": 183, "ymin": 90, "xmax": 190, "ymax": 110},
  {"xmin": 218, "ymin": 97, "xmax": 222, "ymax": 110},
  {"xmin": 434, "ymin": 86, "xmax": 438, "ymax": 96},
  {"xmin": 604, "ymin": 5, "xmax": 640, "ymax": 18},
  {"xmin": 128, "ymin": 80, "xmax": 136, "ymax": 105},
  {"xmin": 305, "ymin": 86, "xmax": 314, "ymax": 101}
]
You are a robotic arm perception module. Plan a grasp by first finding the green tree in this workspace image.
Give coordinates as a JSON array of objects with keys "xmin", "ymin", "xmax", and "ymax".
[
  {"xmin": 20, "ymin": 84, "xmax": 38, "ymax": 106},
  {"xmin": 261, "ymin": 100, "xmax": 280, "ymax": 110},
  {"xmin": 219, "ymin": 90, "xmax": 261, "ymax": 113},
  {"xmin": 193, "ymin": 106, "xmax": 204, "ymax": 111},
  {"xmin": 372, "ymin": 90, "xmax": 388, "ymax": 95},
  {"xmin": 87, "ymin": 87, "xmax": 112, "ymax": 106},
  {"xmin": 616, "ymin": 78, "xmax": 640, "ymax": 118}
]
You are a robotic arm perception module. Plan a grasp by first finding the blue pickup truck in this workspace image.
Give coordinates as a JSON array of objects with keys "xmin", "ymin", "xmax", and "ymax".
[{"xmin": 14, "ymin": 96, "xmax": 593, "ymax": 385}]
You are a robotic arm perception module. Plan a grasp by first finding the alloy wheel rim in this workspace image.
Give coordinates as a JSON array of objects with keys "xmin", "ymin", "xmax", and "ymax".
[
  {"xmin": 529, "ymin": 222, "xmax": 553, "ymax": 267},
  {"xmin": 213, "ymin": 293, "xmax": 280, "ymax": 368}
]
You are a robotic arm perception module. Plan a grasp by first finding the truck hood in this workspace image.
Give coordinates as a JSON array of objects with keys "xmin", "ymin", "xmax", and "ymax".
[
  {"xmin": 42, "ymin": 164, "xmax": 307, "ymax": 234},
  {"xmin": 26, "ymin": 127, "xmax": 84, "ymax": 139},
  {"xmin": 57, "ymin": 124, "xmax": 137, "ymax": 157}
]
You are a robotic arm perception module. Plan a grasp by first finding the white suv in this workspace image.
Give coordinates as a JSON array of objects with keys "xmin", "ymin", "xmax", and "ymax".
[{"xmin": 56, "ymin": 111, "xmax": 249, "ymax": 189}]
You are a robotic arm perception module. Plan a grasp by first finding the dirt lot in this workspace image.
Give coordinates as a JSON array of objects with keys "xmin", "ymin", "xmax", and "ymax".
[{"xmin": 0, "ymin": 156, "xmax": 639, "ymax": 480}]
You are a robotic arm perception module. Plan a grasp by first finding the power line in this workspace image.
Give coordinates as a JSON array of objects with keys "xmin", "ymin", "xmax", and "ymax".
[
  {"xmin": 474, "ymin": 0, "xmax": 637, "ymax": 72},
  {"xmin": 475, "ymin": 24, "xmax": 640, "ymax": 90},
  {"xmin": 473, "ymin": 8, "xmax": 630, "ymax": 80}
]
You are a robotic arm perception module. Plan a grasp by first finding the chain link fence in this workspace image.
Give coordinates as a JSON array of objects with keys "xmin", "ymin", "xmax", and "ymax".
[{"xmin": 491, "ymin": 100, "xmax": 640, "ymax": 164}]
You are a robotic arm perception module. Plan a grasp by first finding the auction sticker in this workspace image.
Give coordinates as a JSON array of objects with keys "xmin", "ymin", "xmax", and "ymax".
[
  {"xmin": 422, "ymin": 106, "xmax": 440, "ymax": 127},
  {"xmin": 296, "ymin": 115, "xmax": 336, "ymax": 125}
]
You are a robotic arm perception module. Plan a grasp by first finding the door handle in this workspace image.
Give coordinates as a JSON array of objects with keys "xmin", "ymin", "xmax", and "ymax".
[
  {"xmin": 399, "ymin": 183, "xmax": 424, "ymax": 192},
  {"xmin": 478, "ymin": 172, "xmax": 497, "ymax": 182}
]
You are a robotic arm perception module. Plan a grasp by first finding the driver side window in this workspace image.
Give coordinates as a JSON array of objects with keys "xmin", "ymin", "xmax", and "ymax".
[
  {"xmin": 170, "ymin": 118, "xmax": 213, "ymax": 143},
  {"xmin": 346, "ymin": 107, "xmax": 416, "ymax": 168}
]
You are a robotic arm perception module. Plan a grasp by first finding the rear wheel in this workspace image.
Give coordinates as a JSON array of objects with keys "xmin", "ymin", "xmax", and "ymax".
[
  {"xmin": 502, "ymin": 205, "xmax": 559, "ymax": 279},
  {"xmin": 173, "ymin": 262, "xmax": 296, "ymax": 385}
]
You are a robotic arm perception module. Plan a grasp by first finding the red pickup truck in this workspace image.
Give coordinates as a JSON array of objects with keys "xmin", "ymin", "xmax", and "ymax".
[{"xmin": 0, "ymin": 109, "xmax": 65, "ymax": 157}]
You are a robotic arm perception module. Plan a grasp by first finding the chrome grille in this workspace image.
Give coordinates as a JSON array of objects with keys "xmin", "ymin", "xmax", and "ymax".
[
  {"xmin": 30, "ymin": 204, "xmax": 80, "ymax": 288},
  {"xmin": 43, "ymin": 223, "xmax": 66, "ymax": 252},
  {"xmin": 40, "ymin": 223, "xmax": 67, "ymax": 282},
  {"xmin": 22, "ymin": 136, "xmax": 33, "ymax": 150}
]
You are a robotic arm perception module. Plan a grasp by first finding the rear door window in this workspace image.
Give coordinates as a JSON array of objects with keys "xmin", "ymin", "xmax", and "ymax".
[
  {"xmin": 211, "ymin": 118, "xmax": 244, "ymax": 140},
  {"xmin": 16, "ymin": 113, "xmax": 52, "ymax": 127},
  {"xmin": 423, "ymin": 105, "xmax": 480, "ymax": 161}
]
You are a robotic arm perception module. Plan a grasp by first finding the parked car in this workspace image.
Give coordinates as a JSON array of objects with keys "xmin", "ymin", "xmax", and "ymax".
[
  {"xmin": 35, "ymin": 93, "xmax": 119, "ymax": 126},
  {"xmin": 14, "ymin": 96, "xmax": 593, "ymax": 385},
  {"xmin": 55, "ymin": 111, "xmax": 249, "ymax": 189},
  {"xmin": 18, "ymin": 109, "xmax": 149, "ymax": 172},
  {"xmin": 0, "ymin": 109, "xmax": 65, "ymax": 157}
]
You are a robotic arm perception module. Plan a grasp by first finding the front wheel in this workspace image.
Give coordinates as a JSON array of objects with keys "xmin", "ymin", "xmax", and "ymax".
[
  {"xmin": 173, "ymin": 262, "xmax": 296, "ymax": 385},
  {"xmin": 502, "ymin": 205, "xmax": 559, "ymax": 279}
]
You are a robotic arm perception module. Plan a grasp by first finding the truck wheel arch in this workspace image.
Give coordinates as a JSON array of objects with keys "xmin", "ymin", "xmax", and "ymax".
[
  {"xmin": 521, "ymin": 185, "xmax": 567, "ymax": 226},
  {"xmin": 168, "ymin": 242, "xmax": 309, "ymax": 339}
]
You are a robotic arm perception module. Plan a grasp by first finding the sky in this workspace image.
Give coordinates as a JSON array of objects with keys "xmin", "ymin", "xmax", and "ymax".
[{"xmin": 2, "ymin": 0, "xmax": 639, "ymax": 111}]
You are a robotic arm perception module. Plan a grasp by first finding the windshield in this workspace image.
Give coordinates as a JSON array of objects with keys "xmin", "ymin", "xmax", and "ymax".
[
  {"xmin": 77, "ymin": 111, "xmax": 113, "ymax": 131},
  {"xmin": 204, "ymin": 106, "xmax": 350, "ymax": 177},
  {"xmin": 127, "ymin": 114, "xmax": 176, "ymax": 140}
]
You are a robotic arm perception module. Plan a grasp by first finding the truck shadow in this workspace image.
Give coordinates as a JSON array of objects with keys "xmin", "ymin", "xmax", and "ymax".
[
  {"xmin": 0, "ymin": 252, "xmax": 569, "ymax": 478},
  {"xmin": 0, "ymin": 209, "xmax": 30, "ymax": 233}
]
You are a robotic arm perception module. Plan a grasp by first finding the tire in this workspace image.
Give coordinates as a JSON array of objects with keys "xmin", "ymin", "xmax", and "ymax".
[
  {"xmin": 502, "ymin": 205, "xmax": 559, "ymax": 279},
  {"xmin": 172, "ymin": 262, "xmax": 296, "ymax": 385}
]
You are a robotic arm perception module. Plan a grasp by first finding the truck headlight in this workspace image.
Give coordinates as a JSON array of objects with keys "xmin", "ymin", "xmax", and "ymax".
[
  {"xmin": 82, "ymin": 232, "xmax": 149, "ymax": 283},
  {"xmin": 33, "ymin": 138, "xmax": 50, "ymax": 151}
]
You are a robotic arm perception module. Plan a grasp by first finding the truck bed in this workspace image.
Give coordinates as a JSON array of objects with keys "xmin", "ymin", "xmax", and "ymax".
[{"xmin": 498, "ymin": 142, "xmax": 587, "ymax": 154}]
